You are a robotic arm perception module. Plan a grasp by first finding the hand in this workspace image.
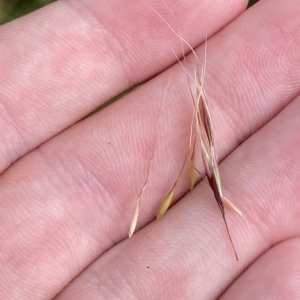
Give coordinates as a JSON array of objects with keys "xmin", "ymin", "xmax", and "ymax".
[{"xmin": 1, "ymin": 0, "xmax": 299, "ymax": 299}]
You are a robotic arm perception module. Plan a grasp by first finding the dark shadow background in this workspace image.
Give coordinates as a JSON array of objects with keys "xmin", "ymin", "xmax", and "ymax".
[
  {"xmin": 0, "ymin": 0, "xmax": 53, "ymax": 24},
  {"xmin": 248, "ymin": 0, "xmax": 260, "ymax": 7}
]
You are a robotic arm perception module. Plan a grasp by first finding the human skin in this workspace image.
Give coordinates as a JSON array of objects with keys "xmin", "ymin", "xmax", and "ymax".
[{"xmin": 0, "ymin": 0, "xmax": 300, "ymax": 299}]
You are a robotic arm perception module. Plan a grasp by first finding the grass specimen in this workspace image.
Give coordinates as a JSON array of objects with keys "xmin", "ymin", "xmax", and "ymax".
[
  {"xmin": 130, "ymin": 10, "xmax": 242, "ymax": 260},
  {"xmin": 193, "ymin": 61, "xmax": 242, "ymax": 261}
]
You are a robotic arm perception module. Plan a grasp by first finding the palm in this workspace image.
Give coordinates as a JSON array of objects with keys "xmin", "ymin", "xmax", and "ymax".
[{"xmin": 0, "ymin": 0, "xmax": 300, "ymax": 299}]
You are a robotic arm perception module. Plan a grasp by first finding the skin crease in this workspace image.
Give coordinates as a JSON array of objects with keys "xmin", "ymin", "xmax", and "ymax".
[{"xmin": 0, "ymin": 0, "xmax": 300, "ymax": 299}]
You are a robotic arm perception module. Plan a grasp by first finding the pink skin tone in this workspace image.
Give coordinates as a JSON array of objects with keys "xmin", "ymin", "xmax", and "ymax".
[{"xmin": 0, "ymin": 0, "xmax": 300, "ymax": 299}]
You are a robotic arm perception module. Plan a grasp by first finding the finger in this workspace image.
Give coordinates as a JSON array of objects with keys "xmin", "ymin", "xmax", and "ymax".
[
  {"xmin": 0, "ymin": 0, "xmax": 299, "ymax": 298},
  {"xmin": 0, "ymin": 0, "xmax": 246, "ymax": 173},
  {"xmin": 55, "ymin": 93, "xmax": 300, "ymax": 299},
  {"xmin": 220, "ymin": 238, "xmax": 300, "ymax": 299}
]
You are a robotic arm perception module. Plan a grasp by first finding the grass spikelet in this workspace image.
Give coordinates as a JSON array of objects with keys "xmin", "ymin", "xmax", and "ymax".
[
  {"xmin": 223, "ymin": 196, "xmax": 242, "ymax": 216},
  {"xmin": 129, "ymin": 74, "xmax": 173, "ymax": 237},
  {"xmin": 157, "ymin": 187, "xmax": 176, "ymax": 220},
  {"xmin": 129, "ymin": 198, "xmax": 141, "ymax": 238},
  {"xmin": 157, "ymin": 151, "xmax": 189, "ymax": 219},
  {"xmin": 154, "ymin": 9, "xmax": 241, "ymax": 260},
  {"xmin": 194, "ymin": 60, "xmax": 240, "ymax": 260}
]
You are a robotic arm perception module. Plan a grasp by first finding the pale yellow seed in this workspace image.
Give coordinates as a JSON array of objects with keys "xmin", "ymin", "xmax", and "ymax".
[
  {"xmin": 157, "ymin": 188, "xmax": 176, "ymax": 220},
  {"xmin": 223, "ymin": 196, "xmax": 242, "ymax": 216},
  {"xmin": 129, "ymin": 201, "xmax": 140, "ymax": 238}
]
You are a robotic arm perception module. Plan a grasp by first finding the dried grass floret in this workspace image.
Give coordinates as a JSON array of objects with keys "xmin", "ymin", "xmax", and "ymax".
[
  {"xmin": 194, "ymin": 62, "xmax": 241, "ymax": 260},
  {"xmin": 129, "ymin": 75, "xmax": 172, "ymax": 237},
  {"xmin": 129, "ymin": 154, "xmax": 153, "ymax": 238},
  {"xmin": 157, "ymin": 151, "xmax": 189, "ymax": 220}
]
